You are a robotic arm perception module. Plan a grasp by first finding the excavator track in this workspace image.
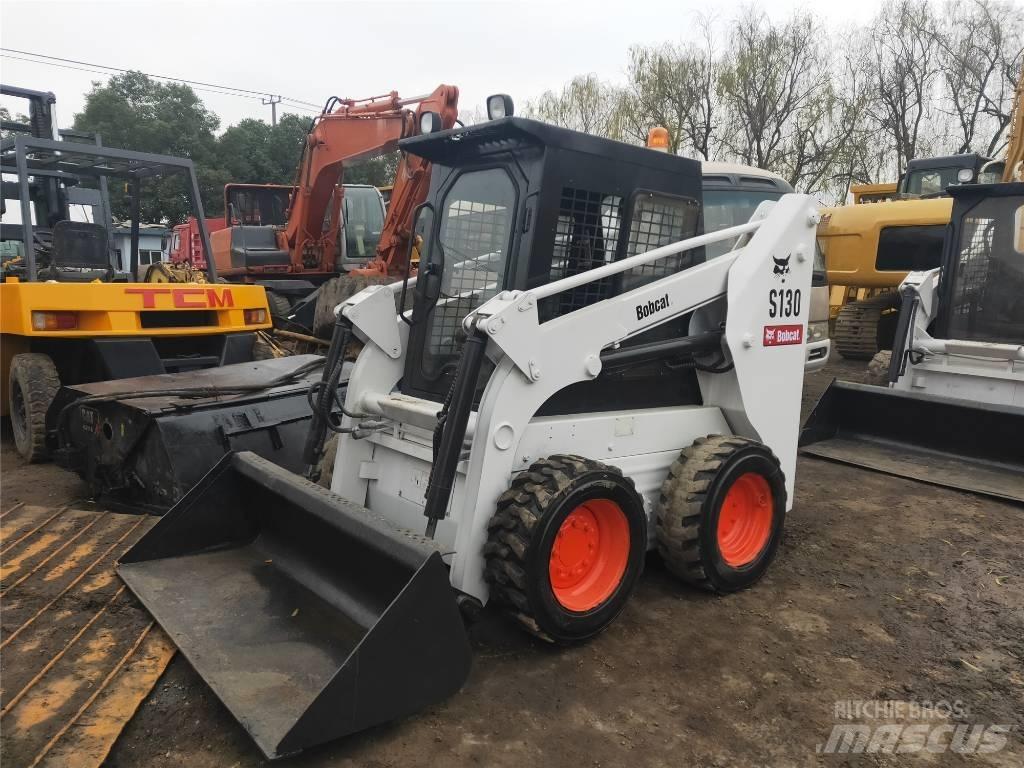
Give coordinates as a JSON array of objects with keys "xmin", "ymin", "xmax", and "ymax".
[
  {"xmin": 0, "ymin": 503, "xmax": 174, "ymax": 768},
  {"xmin": 833, "ymin": 293, "xmax": 900, "ymax": 360}
]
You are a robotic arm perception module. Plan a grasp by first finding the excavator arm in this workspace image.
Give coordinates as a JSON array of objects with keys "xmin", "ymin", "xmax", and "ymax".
[
  {"xmin": 1003, "ymin": 76, "xmax": 1023, "ymax": 183},
  {"xmin": 284, "ymin": 85, "xmax": 459, "ymax": 273}
]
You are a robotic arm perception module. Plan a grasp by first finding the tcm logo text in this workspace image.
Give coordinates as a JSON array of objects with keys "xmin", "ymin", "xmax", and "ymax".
[
  {"xmin": 636, "ymin": 294, "xmax": 670, "ymax": 321},
  {"xmin": 763, "ymin": 324, "xmax": 803, "ymax": 346},
  {"xmin": 124, "ymin": 287, "xmax": 235, "ymax": 309}
]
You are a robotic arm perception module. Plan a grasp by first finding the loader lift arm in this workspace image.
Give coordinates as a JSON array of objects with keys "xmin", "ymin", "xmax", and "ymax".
[{"xmin": 284, "ymin": 85, "xmax": 459, "ymax": 273}]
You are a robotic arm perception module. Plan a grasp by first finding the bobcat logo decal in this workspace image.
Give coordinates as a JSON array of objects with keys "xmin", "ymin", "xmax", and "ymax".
[{"xmin": 772, "ymin": 254, "xmax": 791, "ymax": 282}]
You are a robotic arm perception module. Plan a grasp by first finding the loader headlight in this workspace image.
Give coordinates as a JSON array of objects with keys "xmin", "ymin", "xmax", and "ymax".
[
  {"xmin": 807, "ymin": 321, "xmax": 829, "ymax": 342},
  {"xmin": 956, "ymin": 168, "xmax": 974, "ymax": 183},
  {"xmin": 419, "ymin": 111, "xmax": 443, "ymax": 135},
  {"xmin": 486, "ymin": 94, "xmax": 514, "ymax": 121}
]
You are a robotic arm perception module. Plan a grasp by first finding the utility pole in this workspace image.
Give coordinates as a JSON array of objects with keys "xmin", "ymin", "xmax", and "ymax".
[{"xmin": 262, "ymin": 94, "xmax": 282, "ymax": 125}]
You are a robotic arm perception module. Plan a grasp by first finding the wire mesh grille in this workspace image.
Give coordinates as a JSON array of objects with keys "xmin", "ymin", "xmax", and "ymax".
[
  {"xmin": 947, "ymin": 207, "xmax": 1024, "ymax": 344},
  {"xmin": 543, "ymin": 190, "xmax": 699, "ymax": 317},
  {"xmin": 428, "ymin": 199, "xmax": 512, "ymax": 364},
  {"xmin": 545, "ymin": 188, "xmax": 622, "ymax": 317},
  {"xmin": 951, "ymin": 216, "xmax": 994, "ymax": 322},
  {"xmin": 621, "ymin": 193, "xmax": 700, "ymax": 292}
]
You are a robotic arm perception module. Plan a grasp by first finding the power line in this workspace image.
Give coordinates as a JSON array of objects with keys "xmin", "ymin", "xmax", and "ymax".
[
  {"xmin": 0, "ymin": 48, "xmax": 323, "ymax": 112},
  {"xmin": 0, "ymin": 52, "xmax": 276, "ymax": 106}
]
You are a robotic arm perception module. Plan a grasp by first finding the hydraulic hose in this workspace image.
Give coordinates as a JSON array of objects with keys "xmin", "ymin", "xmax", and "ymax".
[{"xmin": 302, "ymin": 314, "xmax": 352, "ymax": 478}]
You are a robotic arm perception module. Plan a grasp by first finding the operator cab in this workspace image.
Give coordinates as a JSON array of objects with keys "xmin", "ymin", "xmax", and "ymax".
[
  {"xmin": 900, "ymin": 153, "xmax": 994, "ymax": 197},
  {"xmin": 398, "ymin": 117, "xmax": 704, "ymax": 407},
  {"xmin": 339, "ymin": 184, "xmax": 386, "ymax": 268},
  {"xmin": 934, "ymin": 182, "xmax": 1024, "ymax": 344}
]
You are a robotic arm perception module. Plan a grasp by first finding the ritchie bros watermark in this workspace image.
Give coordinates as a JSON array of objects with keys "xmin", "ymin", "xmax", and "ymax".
[{"xmin": 817, "ymin": 699, "xmax": 1013, "ymax": 755}]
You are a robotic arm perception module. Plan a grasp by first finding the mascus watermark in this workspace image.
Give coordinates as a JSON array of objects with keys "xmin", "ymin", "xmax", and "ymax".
[{"xmin": 818, "ymin": 700, "xmax": 1013, "ymax": 755}]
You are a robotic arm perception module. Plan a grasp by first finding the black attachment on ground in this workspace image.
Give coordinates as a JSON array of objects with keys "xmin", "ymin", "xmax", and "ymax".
[
  {"xmin": 117, "ymin": 451, "xmax": 471, "ymax": 759},
  {"xmin": 800, "ymin": 381, "xmax": 1024, "ymax": 503},
  {"xmin": 52, "ymin": 355, "xmax": 335, "ymax": 512},
  {"xmin": 422, "ymin": 327, "xmax": 489, "ymax": 538}
]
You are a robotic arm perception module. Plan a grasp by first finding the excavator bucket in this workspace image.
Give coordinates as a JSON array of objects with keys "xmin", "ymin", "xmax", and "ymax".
[
  {"xmin": 800, "ymin": 380, "xmax": 1024, "ymax": 503},
  {"xmin": 117, "ymin": 451, "xmax": 472, "ymax": 759}
]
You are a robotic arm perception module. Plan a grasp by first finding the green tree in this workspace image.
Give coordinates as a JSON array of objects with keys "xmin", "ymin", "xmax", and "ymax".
[
  {"xmin": 343, "ymin": 152, "xmax": 400, "ymax": 187},
  {"xmin": 216, "ymin": 113, "xmax": 308, "ymax": 185},
  {"xmin": 73, "ymin": 72, "xmax": 223, "ymax": 223},
  {"xmin": 0, "ymin": 106, "xmax": 31, "ymax": 139}
]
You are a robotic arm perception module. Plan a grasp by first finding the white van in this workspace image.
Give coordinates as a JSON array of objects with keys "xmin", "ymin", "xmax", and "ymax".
[{"xmin": 702, "ymin": 163, "xmax": 830, "ymax": 371}]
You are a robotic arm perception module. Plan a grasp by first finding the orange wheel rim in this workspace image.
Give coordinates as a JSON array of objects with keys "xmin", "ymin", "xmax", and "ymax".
[
  {"xmin": 717, "ymin": 472, "xmax": 774, "ymax": 567},
  {"xmin": 548, "ymin": 499, "xmax": 630, "ymax": 612}
]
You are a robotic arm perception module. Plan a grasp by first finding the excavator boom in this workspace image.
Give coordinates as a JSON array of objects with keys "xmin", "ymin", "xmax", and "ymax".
[{"xmin": 285, "ymin": 85, "xmax": 459, "ymax": 274}]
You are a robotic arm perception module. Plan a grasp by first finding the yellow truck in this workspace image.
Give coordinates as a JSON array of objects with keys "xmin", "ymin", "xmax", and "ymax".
[{"xmin": 1, "ymin": 130, "xmax": 271, "ymax": 461}]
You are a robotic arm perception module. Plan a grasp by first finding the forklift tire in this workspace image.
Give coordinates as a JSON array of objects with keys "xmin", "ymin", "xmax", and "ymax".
[
  {"xmin": 8, "ymin": 353, "xmax": 61, "ymax": 463},
  {"xmin": 656, "ymin": 435, "xmax": 785, "ymax": 594},
  {"xmin": 484, "ymin": 454, "xmax": 646, "ymax": 644},
  {"xmin": 265, "ymin": 291, "xmax": 294, "ymax": 330}
]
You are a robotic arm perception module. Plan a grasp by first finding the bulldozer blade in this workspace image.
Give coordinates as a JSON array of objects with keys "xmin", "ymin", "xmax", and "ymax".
[
  {"xmin": 117, "ymin": 451, "xmax": 472, "ymax": 759},
  {"xmin": 800, "ymin": 381, "xmax": 1024, "ymax": 503}
]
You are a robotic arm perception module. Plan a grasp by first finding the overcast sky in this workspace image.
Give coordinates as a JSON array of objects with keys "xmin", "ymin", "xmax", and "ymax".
[{"xmin": 2, "ymin": 0, "xmax": 885, "ymax": 132}]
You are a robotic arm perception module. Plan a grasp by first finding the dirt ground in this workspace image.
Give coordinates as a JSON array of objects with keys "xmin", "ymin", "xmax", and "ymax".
[{"xmin": 2, "ymin": 355, "xmax": 1022, "ymax": 767}]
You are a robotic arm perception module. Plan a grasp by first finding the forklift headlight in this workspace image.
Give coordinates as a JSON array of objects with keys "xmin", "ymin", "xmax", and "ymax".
[
  {"xmin": 486, "ymin": 94, "xmax": 514, "ymax": 121},
  {"xmin": 419, "ymin": 112, "xmax": 443, "ymax": 134},
  {"xmin": 244, "ymin": 308, "xmax": 268, "ymax": 325},
  {"xmin": 957, "ymin": 168, "xmax": 974, "ymax": 183},
  {"xmin": 32, "ymin": 311, "xmax": 78, "ymax": 331}
]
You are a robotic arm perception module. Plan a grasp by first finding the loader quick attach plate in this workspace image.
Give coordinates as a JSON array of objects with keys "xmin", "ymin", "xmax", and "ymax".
[
  {"xmin": 800, "ymin": 381, "xmax": 1024, "ymax": 503},
  {"xmin": 117, "ymin": 452, "xmax": 471, "ymax": 759}
]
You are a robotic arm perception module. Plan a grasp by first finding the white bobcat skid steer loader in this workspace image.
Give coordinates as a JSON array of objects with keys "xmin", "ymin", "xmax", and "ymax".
[
  {"xmin": 118, "ymin": 118, "xmax": 818, "ymax": 759},
  {"xmin": 802, "ymin": 182, "xmax": 1024, "ymax": 501}
]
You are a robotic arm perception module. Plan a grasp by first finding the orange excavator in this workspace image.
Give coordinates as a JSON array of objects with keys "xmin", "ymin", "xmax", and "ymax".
[{"xmin": 208, "ymin": 85, "xmax": 460, "ymax": 326}]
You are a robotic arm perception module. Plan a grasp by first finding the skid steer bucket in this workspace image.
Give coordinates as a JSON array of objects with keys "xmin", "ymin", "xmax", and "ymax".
[
  {"xmin": 117, "ymin": 451, "xmax": 472, "ymax": 759},
  {"xmin": 800, "ymin": 381, "xmax": 1024, "ymax": 503}
]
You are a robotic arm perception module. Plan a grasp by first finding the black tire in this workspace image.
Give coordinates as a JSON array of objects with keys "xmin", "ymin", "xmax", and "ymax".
[
  {"xmin": 8, "ymin": 353, "xmax": 60, "ymax": 463},
  {"xmin": 265, "ymin": 290, "xmax": 293, "ymax": 327},
  {"xmin": 312, "ymin": 274, "xmax": 394, "ymax": 339},
  {"xmin": 656, "ymin": 435, "xmax": 785, "ymax": 594},
  {"xmin": 484, "ymin": 455, "xmax": 646, "ymax": 644}
]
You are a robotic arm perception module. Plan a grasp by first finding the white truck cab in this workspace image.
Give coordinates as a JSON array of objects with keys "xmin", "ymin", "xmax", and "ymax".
[{"xmin": 702, "ymin": 163, "xmax": 830, "ymax": 370}]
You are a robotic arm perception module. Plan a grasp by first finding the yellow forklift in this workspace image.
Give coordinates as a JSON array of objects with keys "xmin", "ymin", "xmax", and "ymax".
[{"xmin": 1, "ymin": 85, "xmax": 271, "ymax": 461}]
